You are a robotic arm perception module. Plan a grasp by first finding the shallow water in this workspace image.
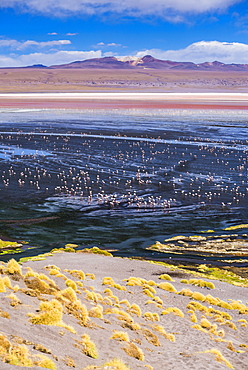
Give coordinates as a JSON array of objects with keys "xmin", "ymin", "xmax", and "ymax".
[{"xmin": 0, "ymin": 108, "xmax": 247, "ymax": 265}]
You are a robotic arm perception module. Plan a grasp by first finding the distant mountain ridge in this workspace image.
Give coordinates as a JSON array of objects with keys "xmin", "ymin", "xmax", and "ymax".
[{"xmin": 25, "ymin": 55, "xmax": 248, "ymax": 71}]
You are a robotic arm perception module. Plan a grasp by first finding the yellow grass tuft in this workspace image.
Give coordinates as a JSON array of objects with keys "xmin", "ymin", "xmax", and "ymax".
[
  {"xmin": 85, "ymin": 273, "xmax": 95, "ymax": 280},
  {"xmin": 191, "ymin": 291, "xmax": 206, "ymax": 302},
  {"xmin": 218, "ymin": 300, "xmax": 233, "ymax": 310},
  {"xmin": 162, "ymin": 307, "xmax": 184, "ymax": 318},
  {"xmin": 123, "ymin": 343, "xmax": 144, "ymax": 361},
  {"xmin": 141, "ymin": 328, "xmax": 160, "ymax": 346},
  {"xmin": 204, "ymin": 348, "xmax": 234, "ymax": 369},
  {"xmin": 30, "ymin": 299, "xmax": 63, "ymax": 326},
  {"xmin": 80, "ymin": 334, "xmax": 98, "ymax": 359},
  {"xmin": 158, "ymin": 282, "xmax": 177, "ymax": 293},
  {"xmin": 6, "ymin": 259, "xmax": 22, "ymax": 276},
  {"xmin": 57, "ymin": 287, "xmax": 78, "ymax": 302},
  {"xmin": 152, "ymin": 324, "xmax": 175, "ymax": 342},
  {"xmin": 129, "ymin": 303, "xmax": 142, "ymax": 317},
  {"xmin": 103, "ymin": 358, "xmax": 132, "ymax": 370},
  {"xmin": 125, "ymin": 277, "xmax": 143, "ymax": 286},
  {"xmin": 119, "ymin": 299, "xmax": 131, "ymax": 308},
  {"xmin": 159, "ymin": 274, "xmax": 174, "ymax": 281},
  {"xmin": 88, "ymin": 305, "xmax": 104, "ymax": 319},
  {"xmin": 200, "ymin": 318, "xmax": 212, "ymax": 329},
  {"xmin": 111, "ymin": 330, "xmax": 130, "ymax": 342},
  {"xmin": 143, "ymin": 312, "xmax": 160, "ymax": 321},
  {"xmin": 65, "ymin": 279, "xmax": 78, "ymax": 291},
  {"xmin": 66, "ymin": 300, "xmax": 89, "ymax": 326},
  {"xmin": 178, "ymin": 288, "xmax": 193, "ymax": 297},
  {"xmin": 205, "ymin": 294, "xmax": 220, "ymax": 305}
]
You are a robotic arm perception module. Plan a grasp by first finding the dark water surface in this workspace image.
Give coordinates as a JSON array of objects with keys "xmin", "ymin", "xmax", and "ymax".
[{"xmin": 0, "ymin": 108, "xmax": 247, "ymax": 266}]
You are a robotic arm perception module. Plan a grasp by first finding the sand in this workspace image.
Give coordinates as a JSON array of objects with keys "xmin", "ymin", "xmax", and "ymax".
[
  {"xmin": 1, "ymin": 92, "xmax": 248, "ymax": 110},
  {"xmin": 0, "ymin": 250, "xmax": 247, "ymax": 369}
]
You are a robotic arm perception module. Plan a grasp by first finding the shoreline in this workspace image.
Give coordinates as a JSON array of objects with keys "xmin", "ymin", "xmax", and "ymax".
[{"xmin": 1, "ymin": 92, "xmax": 248, "ymax": 110}]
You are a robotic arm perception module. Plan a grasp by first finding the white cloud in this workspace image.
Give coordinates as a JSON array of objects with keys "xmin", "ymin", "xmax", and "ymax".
[
  {"xmin": 66, "ymin": 33, "xmax": 78, "ymax": 36},
  {"xmin": 135, "ymin": 41, "xmax": 248, "ymax": 64},
  {"xmin": 96, "ymin": 42, "xmax": 124, "ymax": 48},
  {"xmin": 47, "ymin": 32, "xmax": 58, "ymax": 35},
  {"xmin": 0, "ymin": 38, "xmax": 71, "ymax": 50},
  {"xmin": 0, "ymin": 50, "xmax": 102, "ymax": 67},
  {"xmin": 0, "ymin": 0, "xmax": 242, "ymax": 17}
]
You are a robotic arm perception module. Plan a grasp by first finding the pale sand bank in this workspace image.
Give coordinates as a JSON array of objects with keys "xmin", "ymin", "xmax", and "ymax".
[{"xmin": 0, "ymin": 251, "xmax": 247, "ymax": 369}]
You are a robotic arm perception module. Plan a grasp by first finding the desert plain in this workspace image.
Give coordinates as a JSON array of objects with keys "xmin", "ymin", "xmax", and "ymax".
[{"xmin": 1, "ymin": 68, "xmax": 248, "ymax": 110}]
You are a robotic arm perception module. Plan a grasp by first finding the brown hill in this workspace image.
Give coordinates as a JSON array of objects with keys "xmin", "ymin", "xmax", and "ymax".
[{"xmin": 49, "ymin": 55, "xmax": 248, "ymax": 71}]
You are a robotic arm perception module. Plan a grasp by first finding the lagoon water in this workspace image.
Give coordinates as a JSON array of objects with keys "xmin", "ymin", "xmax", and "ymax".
[{"xmin": 0, "ymin": 108, "xmax": 247, "ymax": 265}]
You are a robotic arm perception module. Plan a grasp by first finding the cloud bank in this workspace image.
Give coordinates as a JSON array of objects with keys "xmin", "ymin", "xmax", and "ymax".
[
  {"xmin": 0, "ymin": 50, "xmax": 102, "ymax": 67},
  {"xmin": 135, "ymin": 41, "xmax": 248, "ymax": 64},
  {"xmin": 0, "ymin": 0, "xmax": 242, "ymax": 17},
  {"xmin": 0, "ymin": 39, "xmax": 71, "ymax": 50}
]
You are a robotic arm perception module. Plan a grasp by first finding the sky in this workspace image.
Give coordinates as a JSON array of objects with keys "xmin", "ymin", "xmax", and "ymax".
[{"xmin": 0, "ymin": 0, "xmax": 248, "ymax": 67}]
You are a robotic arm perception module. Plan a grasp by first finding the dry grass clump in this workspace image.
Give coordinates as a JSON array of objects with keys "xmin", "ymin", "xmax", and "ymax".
[
  {"xmin": 24, "ymin": 276, "xmax": 57, "ymax": 295},
  {"xmin": 57, "ymin": 287, "xmax": 78, "ymax": 303},
  {"xmin": 66, "ymin": 300, "xmax": 89, "ymax": 326},
  {"xmin": 128, "ymin": 303, "xmax": 142, "ymax": 317},
  {"xmin": 223, "ymin": 321, "xmax": 237, "ymax": 330},
  {"xmin": 229, "ymin": 300, "xmax": 248, "ymax": 312},
  {"xmin": 217, "ymin": 300, "xmax": 233, "ymax": 310},
  {"xmin": 30, "ymin": 299, "xmax": 63, "ymax": 326},
  {"xmin": 29, "ymin": 299, "xmax": 75, "ymax": 333},
  {"xmin": 88, "ymin": 305, "xmax": 104, "ymax": 319},
  {"xmin": 83, "ymin": 358, "xmax": 131, "ymax": 370},
  {"xmin": 143, "ymin": 288, "xmax": 154, "ymax": 298},
  {"xmin": 103, "ymin": 358, "xmax": 131, "ymax": 369},
  {"xmin": 102, "ymin": 277, "xmax": 126, "ymax": 291},
  {"xmin": 121, "ymin": 321, "xmax": 141, "ymax": 331},
  {"xmin": 203, "ymin": 348, "xmax": 234, "ymax": 369},
  {"xmin": 111, "ymin": 330, "xmax": 130, "ymax": 342},
  {"xmin": 143, "ymin": 312, "xmax": 160, "ymax": 321},
  {"xmin": 85, "ymin": 273, "xmax": 95, "ymax": 280},
  {"xmin": 162, "ymin": 307, "xmax": 184, "ymax": 318},
  {"xmin": 152, "ymin": 324, "xmax": 175, "ymax": 342},
  {"xmin": 205, "ymin": 294, "xmax": 220, "ymax": 306},
  {"xmin": 178, "ymin": 288, "xmax": 193, "ymax": 297},
  {"xmin": 116, "ymin": 309, "xmax": 134, "ymax": 323},
  {"xmin": 119, "ymin": 299, "xmax": 131, "ymax": 308},
  {"xmin": 25, "ymin": 269, "xmax": 57, "ymax": 286},
  {"xmin": 78, "ymin": 334, "xmax": 98, "ymax": 359},
  {"xmin": 0, "ymin": 332, "xmax": 56, "ymax": 369},
  {"xmin": 141, "ymin": 328, "xmax": 160, "ymax": 346},
  {"xmin": 159, "ymin": 274, "xmax": 174, "ymax": 281},
  {"xmin": 7, "ymin": 293, "xmax": 21, "ymax": 307},
  {"xmin": 63, "ymin": 355, "xmax": 76, "ymax": 368},
  {"xmin": 158, "ymin": 282, "xmax": 177, "ymax": 293},
  {"xmin": 187, "ymin": 301, "xmax": 209, "ymax": 314},
  {"xmin": 66, "ymin": 269, "xmax": 85, "ymax": 280},
  {"xmin": 187, "ymin": 279, "xmax": 215, "ymax": 289},
  {"xmin": 200, "ymin": 318, "xmax": 212, "ymax": 329},
  {"xmin": 190, "ymin": 313, "xmax": 198, "ymax": 323},
  {"xmin": 123, "ymin": 343, "xmax": 144, "ymax": 361},
  {"xmin": 65, "ymin": 279, "xmax": 78, "ymax": 291},
  {"xmin": 191, "ymin": 291, "xmax": 206, "ymax": 302},
  {"xmin": 5, "ymin": 259, "xmax": 22, "ymax": 276},
  {"xmin": 0, "ymin": 309, "xmax": 10, "ymax": 319},
  {"xmin": 125, "ymin": 277, "xmax": 143, "ymax": 286}
]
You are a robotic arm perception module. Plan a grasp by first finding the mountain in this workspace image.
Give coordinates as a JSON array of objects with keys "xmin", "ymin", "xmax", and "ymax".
[
  {"xmin": 50, "ymin": 57, "xmax": 135, "ymax": 69},
  {"xmin": 50, "ymin": 55, "xmax": 248, "ymax": 71}
]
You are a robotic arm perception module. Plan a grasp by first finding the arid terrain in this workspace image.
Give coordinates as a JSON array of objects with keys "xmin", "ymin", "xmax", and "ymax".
[{"xmin": 0, "ymin": 68, "xmax": 248, "ymax": 93}]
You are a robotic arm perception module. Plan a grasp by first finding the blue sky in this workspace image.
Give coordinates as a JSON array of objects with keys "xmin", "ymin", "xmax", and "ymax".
[{"xmin": 0, "ymin": 0, "xmax": 248, "ymax": 67}]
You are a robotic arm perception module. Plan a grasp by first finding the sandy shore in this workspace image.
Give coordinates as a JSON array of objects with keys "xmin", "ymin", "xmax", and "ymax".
[
  {"xmin": 0, "ymin": 250, "xmax": 247, "ymax": 369},
  {"xmin": 1, "ymin": 92, "xmax": 248, "ymax": 110}
]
